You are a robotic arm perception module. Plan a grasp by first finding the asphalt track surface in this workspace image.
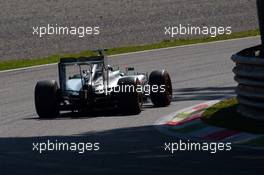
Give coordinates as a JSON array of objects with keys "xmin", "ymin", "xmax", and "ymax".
[
  {"xmin": 0, "ymin": 0, "xmax": 258, "ymax": 60},
  {"xmin": 0, "ymin": 37, "xmax": 264, "ymax": 174}
]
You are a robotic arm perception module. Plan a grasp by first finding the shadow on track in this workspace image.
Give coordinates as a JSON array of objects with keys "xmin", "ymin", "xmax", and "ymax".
[
  {"xmin": 172, "ymin": 86, "xmax": 236, "ymax": 102},
  {"xmin": 0, "ymin": 125, "xmax": 263, "ymax": 175},
  {"xmin": 24, "ymin": 103, "xmax": 154, "ymax": 120}
]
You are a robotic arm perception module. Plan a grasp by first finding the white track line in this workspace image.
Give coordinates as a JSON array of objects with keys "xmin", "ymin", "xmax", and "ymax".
[{"xmin": 0, "ymin": 36, "xmax": 260, "ymax": 74}]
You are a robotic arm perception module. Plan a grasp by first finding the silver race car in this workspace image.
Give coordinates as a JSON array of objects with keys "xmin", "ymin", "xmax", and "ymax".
[{"xmin": 34, "ymin": 50, "xmax": 172, "ymax": 118}]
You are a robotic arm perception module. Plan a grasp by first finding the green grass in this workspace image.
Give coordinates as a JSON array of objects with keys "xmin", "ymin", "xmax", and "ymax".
[
  {"xmin": 0, "ymin": 29, "xmax": 260, "ymax": 71},
  {"xmin": 202, "ymin": 97, "xmax": 264, "ymax": 134}
]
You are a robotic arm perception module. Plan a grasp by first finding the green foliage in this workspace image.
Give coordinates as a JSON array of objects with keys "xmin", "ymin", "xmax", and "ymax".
[{"xmin": 202, "ymin": 97, "xmax": 264, "ymax": 134}]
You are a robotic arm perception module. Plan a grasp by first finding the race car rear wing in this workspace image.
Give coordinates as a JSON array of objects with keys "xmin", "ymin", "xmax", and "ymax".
[
  {"xmin": 60, "ymin": 56, "xmax": 104, "ymax": 64},
  {"xmin": 58, "ymin": 56, "xmax": 106, "ymax": 95}
]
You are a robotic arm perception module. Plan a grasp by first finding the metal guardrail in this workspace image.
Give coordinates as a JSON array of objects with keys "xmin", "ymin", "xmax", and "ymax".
[{"xmin": 231, "ymin": 45, "xmax": 264, "ymax": 120}]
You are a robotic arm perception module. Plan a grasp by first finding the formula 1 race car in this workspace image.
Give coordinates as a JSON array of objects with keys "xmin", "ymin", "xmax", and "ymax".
[{"xmin": 34, "ymin": 50, "xmax": 172, "ymax": 118}]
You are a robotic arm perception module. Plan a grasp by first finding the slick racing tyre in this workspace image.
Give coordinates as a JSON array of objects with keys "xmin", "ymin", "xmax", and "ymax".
[
  {"xmin": 35, "ymin": 80, "xmax": 60, "ymax": 118},
  {"xmin": 149, "ymin": 70, "xmax": 172, "ymax": 107},
  {"xmin": 117, "ymin": 77, "xmax": 143, "ymax": 115}
]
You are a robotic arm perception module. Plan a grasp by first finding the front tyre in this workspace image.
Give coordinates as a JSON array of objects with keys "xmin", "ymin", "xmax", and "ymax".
[
  {"xmin": 35, "ymin": 80, "xmax": 60, "ymax": 118},
  {"xmin": 149, "ymin": 70, "xmax": 172, "ymax": 107}
]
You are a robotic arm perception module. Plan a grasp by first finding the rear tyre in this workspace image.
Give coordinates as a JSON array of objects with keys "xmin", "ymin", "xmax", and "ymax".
[
  {"xmin": 149, "ymin": 70, "xmax": 172, "ymax": 107},
  {"xmin": 117, "ymin": 77, "xmax": 143, "ymax": 115},
  {"xmin": 35, "ymin": 80, "xmax": 60, "ymax": 118}
]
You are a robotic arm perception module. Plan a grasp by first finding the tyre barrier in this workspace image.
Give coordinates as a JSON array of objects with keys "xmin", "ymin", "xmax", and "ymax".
[{"xmin": 231, "ymin": 45, "xmax": 264, "ymax": 120}]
